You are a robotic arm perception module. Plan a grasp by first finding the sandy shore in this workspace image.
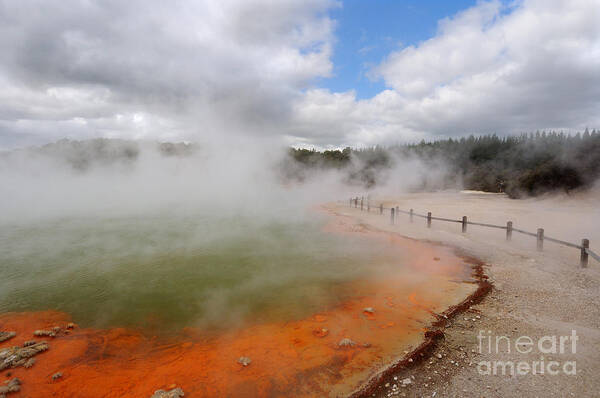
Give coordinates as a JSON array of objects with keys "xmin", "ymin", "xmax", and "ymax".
[{"xmin": 330, "ymin": 190, "xmax": 600, "ymax": 398}]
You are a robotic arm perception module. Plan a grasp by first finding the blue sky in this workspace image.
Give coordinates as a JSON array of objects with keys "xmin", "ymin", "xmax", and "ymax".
[{"xmin": 322, "ymin": 0, "xmax": 480, "ymax": 99}]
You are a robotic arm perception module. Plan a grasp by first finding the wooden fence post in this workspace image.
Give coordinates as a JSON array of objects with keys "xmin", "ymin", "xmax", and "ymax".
[
  {"xmin": 367, "ymin": 201, "xmax": 370, "ymax": 212},
  {"xmin": 506, "ymin": 221, "xmax": 513, "ymax": 241},
  {"xmin": 427, "ymin": 212, "xmax": 432, "ymax": 228},
  {"xmin": 390, "ymin": 207, "xmax": 395, "ymax": 225},
  {"xmin": 537, "ymin": 228, "xmax": 544, "ymax": 251},
  {"xmin": 360, "ymin": 197, "xmax": 364, "ymax": 211},
  {"xmin": 355, "ymin": 197, "xmax": 358, "ymax": 208},
  {"xmin": 581, "ymin": 239, "xmax": 589, "ymax": 268},
  {"xmin": 379, "ymin": 204, "xmax": 383, "ymax": 215},
  {"xmin": 409, "ymin": 209, "xmax": 413, "ymax": 223},
  {"xmin": 462, "ymin": 216, "xmax": 467, "ymax": 233}
]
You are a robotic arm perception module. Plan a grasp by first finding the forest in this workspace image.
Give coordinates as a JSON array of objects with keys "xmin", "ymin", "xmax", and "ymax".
[{"xmin": 285, "ymin": 130, "xmax": 600, "ymax": 198}]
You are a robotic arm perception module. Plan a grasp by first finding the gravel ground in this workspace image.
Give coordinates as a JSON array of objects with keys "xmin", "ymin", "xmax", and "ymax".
[{"xmin": 330, "ymin": 190, "xmax": 600, "ymax": 398}]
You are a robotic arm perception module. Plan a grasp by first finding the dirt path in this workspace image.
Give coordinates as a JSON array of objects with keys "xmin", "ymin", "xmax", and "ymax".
[{"xmin": 330, "ymin": 191, "xmax": 600, "ymax": 398}]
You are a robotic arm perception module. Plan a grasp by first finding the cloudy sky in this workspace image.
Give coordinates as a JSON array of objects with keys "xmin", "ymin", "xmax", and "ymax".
[{"xmin": 0, "ymin": 0, "xmax": 599, "ymax": 149}]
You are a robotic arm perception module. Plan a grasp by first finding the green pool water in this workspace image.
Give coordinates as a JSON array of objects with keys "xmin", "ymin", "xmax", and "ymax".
[{"xmin": 0, "ymin": 210, "xmax": 406, "ymax": 333}]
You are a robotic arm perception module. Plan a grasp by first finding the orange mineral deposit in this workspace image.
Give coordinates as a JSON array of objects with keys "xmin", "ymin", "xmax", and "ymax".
[{"xmin": 0, "ymin": 213, "xmax": 481, "ymax": 397}]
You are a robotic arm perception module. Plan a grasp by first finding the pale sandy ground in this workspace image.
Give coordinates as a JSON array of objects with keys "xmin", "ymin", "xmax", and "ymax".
[{"xmin": 329, "ymin": 190, "xmax": 600, "ymax": 398}]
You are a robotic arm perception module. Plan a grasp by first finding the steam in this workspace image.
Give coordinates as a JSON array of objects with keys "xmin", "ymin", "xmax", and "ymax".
[
  {"xmin": 0, "ymin": 140, "xmax": 424, "ymax": 331},
  {"xmin": 0, "ymin": 139, "xmax": 351, "ymax": 225},
  {"xmin": 363, "ymin": 151, "xmax": 460, "ymax": 195},
  {"xmin": 3, "ymin": 137, "xmax": 596, "ymax": 332}
]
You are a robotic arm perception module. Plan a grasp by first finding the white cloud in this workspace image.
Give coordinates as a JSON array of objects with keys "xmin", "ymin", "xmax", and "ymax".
[
  {"xmin": 0, "ymin": 0, "xmax": 598, "ymax": 149},
  {"xmin": 0, "ymin": 0, "xmax": 338, "ymax": 148},
  {"xmin": 292, "ymin": 0, "xmax": 600, "ymax": 147}
]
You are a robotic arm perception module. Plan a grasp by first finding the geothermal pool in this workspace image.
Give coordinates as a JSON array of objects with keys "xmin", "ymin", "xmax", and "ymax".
[{"xmin": 0, "ymin": 209, "xmax": 477, "ymax": 397}]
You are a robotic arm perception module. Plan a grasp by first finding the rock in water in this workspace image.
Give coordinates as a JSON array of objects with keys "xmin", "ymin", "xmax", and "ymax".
[
  {"xmin": 150, "ymin": 387, "xmax": 185, "ymax": 398},
  {"xmin": 0, "ymin": 332, "xmax": 16, "ymax": 343},
  {"xmin": 337, "ymin": 338, "xmax": 356, "ymax": 348},
  {"xmin": 0, "ymin": 342, "xmax": 49, "ymax": 370},
  {"xmin": 33, "ymin": 330, "xmax": 56, "ymax": 338},
  {"xmin": 0, "ymin": 378, "xmax": 21, "ymax": 397},
  {"xmin": 363, "ymin": 307, "xmax": 375, "ymax": 314},
  {"xmin": 237, "ymin": 356, "xmax": 251, "ymax": 366},
  {"xmin": 312, "ymin": 328, "xmax": 329, "ymax": 338}
]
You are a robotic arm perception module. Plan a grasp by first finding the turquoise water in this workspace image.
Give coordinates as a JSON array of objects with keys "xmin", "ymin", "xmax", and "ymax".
[{"xmin": 0, "ymin": 210, "xmax": 404, "ymax": 332}]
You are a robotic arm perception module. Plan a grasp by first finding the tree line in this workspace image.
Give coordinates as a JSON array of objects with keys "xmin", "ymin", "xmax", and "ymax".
[{"xmin": 285, "ymin": 130, "xmax": 600, "ymax": 198}]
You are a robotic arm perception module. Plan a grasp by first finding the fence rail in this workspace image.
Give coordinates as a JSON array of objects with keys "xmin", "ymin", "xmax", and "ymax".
[
  {"xmin": 588, "ymin": 248, "xmax": 600, "ymax": 262},
  {"xmin": 347, "ymin": 196, "xmax": 598, "ymax": 268},
  {"xmin": 511, "ymin": 227, "xmax": 538, "ymax": 238}
]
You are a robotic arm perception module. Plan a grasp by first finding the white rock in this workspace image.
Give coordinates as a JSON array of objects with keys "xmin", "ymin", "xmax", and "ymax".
[
  {"xmin": 337, "ymin": 338, "xmax": 356, "ymax": 347},
  {"xmin": 238, "ymin": 356, "xmax": 251, "ymax": 366}
]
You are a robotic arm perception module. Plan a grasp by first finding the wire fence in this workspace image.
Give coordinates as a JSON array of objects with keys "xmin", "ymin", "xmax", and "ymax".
[{"xmin": 347, "ymin": 196, "xmax": 598, "ymax": 268}]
